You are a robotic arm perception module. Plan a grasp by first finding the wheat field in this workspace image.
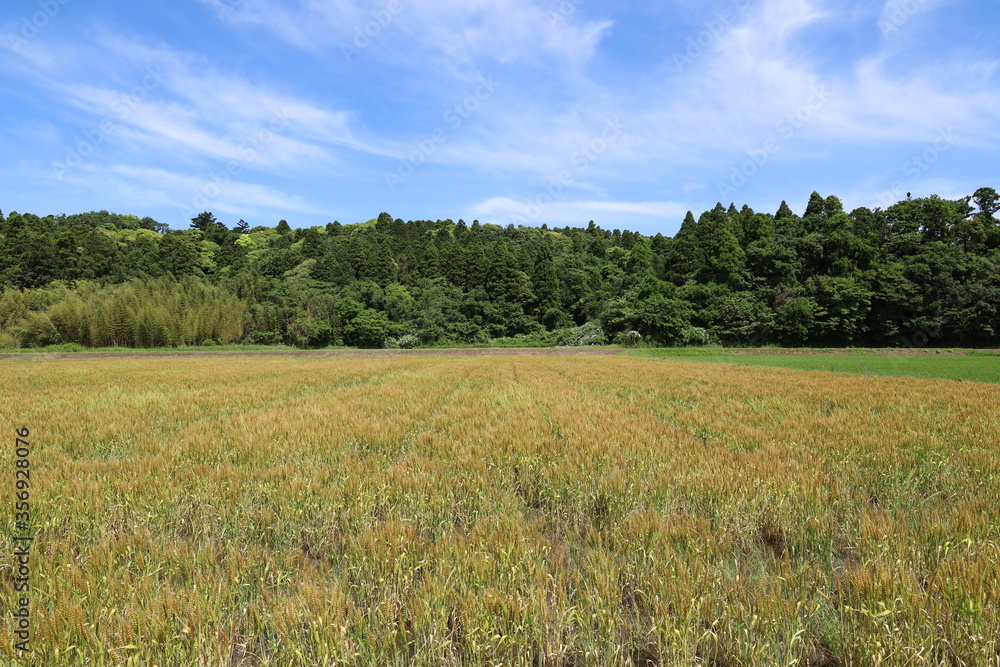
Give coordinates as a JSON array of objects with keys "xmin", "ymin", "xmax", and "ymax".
[{"xmin": 1, "ymin": 355, "xmax": 998, "ymax": 665}]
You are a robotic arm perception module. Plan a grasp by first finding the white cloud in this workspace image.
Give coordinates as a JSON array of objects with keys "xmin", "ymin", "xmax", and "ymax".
[
  {"xmin": 202, "ymin": 0, "xmax": 613, "ymax": 78},
  {"xmin": 15, "ymin": 32, "xmax": 401, "ymax": 181},
  {"xmin": 828, "ymin": 56, "xmax": 1000, "ymax": 143},
  {"xmin": 5, "ymin": 0, "xmax": 998, "ymax": 229},
  {"xmin": 467, "ymin": 196, "xmax": 689, "ymax": 229},
  {"xmin": 357, "ymin": 0, "xmax": 1000, "ymax": 207},
  {"xmin": 608, "ymin": 0, "xmax": 1000, "ymax": 178},
  {"xmin": 51, "ymin": 163, "xmax": 324, "ymax": 220}
]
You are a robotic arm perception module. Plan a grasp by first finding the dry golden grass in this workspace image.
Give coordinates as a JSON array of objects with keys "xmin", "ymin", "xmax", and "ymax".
[{"xmin": 1, "ymin": 355, "xmax": 999, "ymax": 665}]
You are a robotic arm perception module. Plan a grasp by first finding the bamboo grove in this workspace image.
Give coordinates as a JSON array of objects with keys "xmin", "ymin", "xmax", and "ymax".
[{"xmin": 1, "ymin": 187, "xmax": 998, "ymax": 349}]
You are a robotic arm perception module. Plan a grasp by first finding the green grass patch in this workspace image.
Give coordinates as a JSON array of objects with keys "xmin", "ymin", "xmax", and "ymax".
[{"xmin": 635, "ymin": 350, "xmax": 1000, "ymax": 384}]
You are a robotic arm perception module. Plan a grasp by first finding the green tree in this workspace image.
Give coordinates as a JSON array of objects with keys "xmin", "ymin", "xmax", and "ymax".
[
  {"xmin": 0, "ymin": 213, "xmax": 59, "ymax": 288},
  {"xmin": 190, "ymin": 211, "xmax": 217, "ymax": 232},
  {"xmin": 343, "ymin": 308, "xmax": 391, "ymax": 348},
  {"xmin": 157, "ymin": 234, "xmax": 200, "ymax": 277}
]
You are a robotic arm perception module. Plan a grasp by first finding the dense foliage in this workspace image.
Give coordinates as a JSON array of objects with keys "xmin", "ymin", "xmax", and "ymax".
[{"xmin": 1, "ymin": 188, "xmax": 998, "ymax": 349}]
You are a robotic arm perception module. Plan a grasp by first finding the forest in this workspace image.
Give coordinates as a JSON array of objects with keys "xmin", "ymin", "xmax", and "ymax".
[{"xmin": 0, "ymin": 188, "xmax": 998, "ymax": 350}]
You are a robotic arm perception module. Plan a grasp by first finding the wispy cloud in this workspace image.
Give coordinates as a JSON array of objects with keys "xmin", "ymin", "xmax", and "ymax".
[
  {"xmin": 468, "ymin": 197, "xmax": 690, "ymax": 228},
  {"xmin": 2, "ymin": 0, "xmax": 996, "ymax": 232},
  {"xmin": 201, "ymin": 0, "xmax": 614, "ymax": 74},
  {"xmin": 104, "ymin": 165, "xmax": 326, "ymax": 218},
  {"xmin": 14, "ymin": 29, "xmax": 392, "ymax": 169},
  {"xmin": 610, "ymin": 0, "xmax": 999, "ymax": 191}
]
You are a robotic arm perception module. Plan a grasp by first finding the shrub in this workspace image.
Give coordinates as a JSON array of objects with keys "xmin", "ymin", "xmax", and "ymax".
[
  {"xmin": 563, "ymin": 322, "xmax": 607, "ymax": 346},
  {"xmin": 343, "ymin": 309, "xmax": 392, "ymax": 348},
  {"xmin": 680, "ymin": 326, "xmax": 712, "ymax": 347},
  {"xmin": 395, "ymin": 334, "xmax": 420, "ymax": 349},
  {"xmin": 248, "ymin": 331, "xmax": 283, "ymax": 346},
  {"xmin": 613, "ymin": 330, "xmax": 645, "ymax": 347}
]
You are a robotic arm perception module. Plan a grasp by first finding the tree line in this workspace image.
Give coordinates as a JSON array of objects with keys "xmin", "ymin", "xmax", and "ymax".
[{"xmin": 1, "ymin": 188, "xmax": 998, "ymax": 349}]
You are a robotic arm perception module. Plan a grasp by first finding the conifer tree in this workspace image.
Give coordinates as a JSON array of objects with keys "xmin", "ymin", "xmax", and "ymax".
[{"xmin": 190, "ymin": 211, "xmax": 218, "ymax": 232}]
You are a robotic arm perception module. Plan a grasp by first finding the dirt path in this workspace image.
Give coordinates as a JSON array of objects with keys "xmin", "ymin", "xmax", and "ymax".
[
  {"xmin": 0, "ymin": 347, "xmax": 631, "ymax": 362},
  {"xmin": 1, "ymin": 346, "xmax": 992, "ymax": 362}
]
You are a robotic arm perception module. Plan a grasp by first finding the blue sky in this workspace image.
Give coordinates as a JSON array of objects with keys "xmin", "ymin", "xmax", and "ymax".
[{"xmin": 1, "ymin": 0, "xmax": 998, "ymax": 235}]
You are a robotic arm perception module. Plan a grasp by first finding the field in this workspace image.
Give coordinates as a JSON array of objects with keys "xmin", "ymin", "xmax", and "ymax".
[
  {"xmin": 2, "ymin": 354, "xmax": 999, "ymax": 665},
  {"xmin": 634, "ymin": 350, "xmax": 1000, "ymax": 385}
]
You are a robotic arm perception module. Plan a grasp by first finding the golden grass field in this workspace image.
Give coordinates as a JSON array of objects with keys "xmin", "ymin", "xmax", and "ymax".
[{"xmin": 1, "ymin": 355, "xmax": 999, "ymax": 665}]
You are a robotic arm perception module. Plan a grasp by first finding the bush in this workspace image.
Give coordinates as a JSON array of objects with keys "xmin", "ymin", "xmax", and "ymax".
[
  {"xmin": 0, "ymin": 332, "xmax": 19, "ymax": 350},
  {"xmin": 288, "ymin": 316, "xmax": 333, "ymax": 349},
  {"xmin": 247, "ymin": 331, "xmax": 283, "ymax": 346},
  {"xmin": 553, "ymin": 322, "xmax": 607, "ymax": 346},
  {"xmin": 201, "ymin": 339, "xmax": 218, "ymax": 347},
  {"xmin": 343, "ymin": 309, "xmax": 391, "ymax": 348},
  {"xmin": 395, "ymin": 334, "xmax": 420, "ymax": 349},
  {"xmin": 18, "ymin": 311, "xmax": 62, "ymax": 348},
  {"xmin": 613, "ymin": 331, "xmax": 645, "ymax": 347},
  {"xmin": 679, "ymin": 326, "xmax": 713, "ymax": 347},
  {"xmin": 491, "ymin": 333, "xmax": 556, "ymax": 348}
]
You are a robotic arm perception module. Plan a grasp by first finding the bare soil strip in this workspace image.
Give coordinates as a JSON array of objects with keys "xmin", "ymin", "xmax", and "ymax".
[
  {"xmin": 0, "ymin": 347, "xmax": 631, "ymax": 362},
  {"xmin": 2, "ymin": 346, "xmax": 992, "ymax": 362}
]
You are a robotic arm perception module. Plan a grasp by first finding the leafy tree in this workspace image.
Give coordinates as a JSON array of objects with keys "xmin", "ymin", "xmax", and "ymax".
[
  {"xmin": 157, "ymin": 233, "xmax": 200, "ymax": 277},
  {"xmin": 4, "ymin": 186, "xmax": 1000, "ymax": 349},
  {"xmin": 1, "ymin": 213, "xmax": 59, "ymax": 288},
  {"xmin": 300, "ymin": 227, "xmax": 326, "ymax": 259},
  {"xmin": 343, "ymin": 308, "xmax": 391, "ymax": 348},
  {"xmin": 774, "ymin": 295, "xmax": 824, "ymax": 346}
]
